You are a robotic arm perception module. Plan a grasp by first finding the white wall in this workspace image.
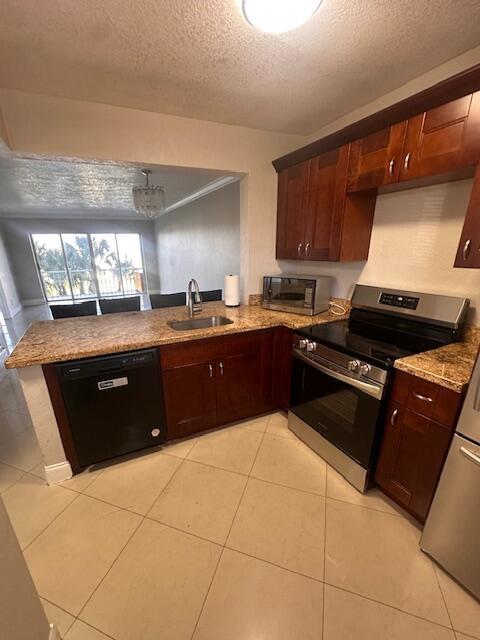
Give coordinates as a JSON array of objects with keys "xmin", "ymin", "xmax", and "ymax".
[
  {"xmin": 0, "ymin": 224, "xmax": 21, "ymax": 317},
  {"xmin": 155, "ymin": 182, "xmax": 240, "ymax": 294},
  {"xmin": 280, "ymin": 179, "xmax": 480, "ymax": 323},
  {"xmin": 0, "ymin": 217, "xmax": 160, "ymax": 305},
  {"xmin": 0, "ymin": 498, "xmax": 50, "ymax": 640}
]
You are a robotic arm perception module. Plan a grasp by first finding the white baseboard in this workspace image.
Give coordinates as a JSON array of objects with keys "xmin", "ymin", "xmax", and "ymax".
[
  {"xmin": 21, "ymin": 298, "xmax": 45, "ymax": 307},
  {"xmin": 44, "ymin": 461, "xmax": 73, "ymax": 485},
  {"xmin": 48, "ymin": 623, "xmax": 61, "ymax": 640}
]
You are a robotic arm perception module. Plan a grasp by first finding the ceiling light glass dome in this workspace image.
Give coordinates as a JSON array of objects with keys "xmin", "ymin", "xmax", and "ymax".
[{"xmin": 242, "ymin": 0, "xmax": 322, "ymax": 34}]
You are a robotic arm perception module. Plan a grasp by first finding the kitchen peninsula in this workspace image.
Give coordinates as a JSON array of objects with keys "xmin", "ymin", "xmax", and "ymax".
[
  {"xmin": 5, "ymin": 301, "xmax": 348, "ymax": 484},
  {"xmin": 5, "ymin": 300, "xmax": 479, "ymax": 487}
]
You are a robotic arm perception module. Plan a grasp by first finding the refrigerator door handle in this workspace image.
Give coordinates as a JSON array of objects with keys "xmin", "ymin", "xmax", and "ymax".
[{"xmin": 460, "ymin": 446, "xmax": 480, "ymax": 467}]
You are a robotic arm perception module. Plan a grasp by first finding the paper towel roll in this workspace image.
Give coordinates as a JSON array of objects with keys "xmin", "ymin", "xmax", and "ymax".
[{"xmin": 224, "ymin": 274, "xmax": 240, "ymax": 307}]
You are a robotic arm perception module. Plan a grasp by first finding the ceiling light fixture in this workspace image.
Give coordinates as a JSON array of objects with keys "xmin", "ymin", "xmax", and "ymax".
[
  {"xmin": 242, "ymin": 0, "xmax": 322, "ymax": 34},
  {"xmin": 132, "ymin": 169, "xmax": 166, "ymax": 219}
]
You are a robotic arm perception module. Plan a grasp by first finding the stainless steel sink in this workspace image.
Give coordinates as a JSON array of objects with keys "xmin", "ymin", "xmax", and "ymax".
[{"xmin": 168, "ymin": 315, "xmax": 234, "ymax": 331}]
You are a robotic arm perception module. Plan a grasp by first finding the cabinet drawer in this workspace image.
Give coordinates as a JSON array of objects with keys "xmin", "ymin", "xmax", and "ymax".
[
  {"xmin": 405, "ymin": 377, "xmax": 439, "ymax": 419},
  {"xmin": 390, "ymin": 370, "xmax": 463, "ymax": 428},
  {"xmin": 160, "ymin": 331, "xmax": 262, "ymax": 370}
]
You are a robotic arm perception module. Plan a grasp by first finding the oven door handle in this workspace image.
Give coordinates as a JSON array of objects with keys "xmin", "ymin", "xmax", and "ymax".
[{"xmin": 293, "ymin": 350, "xmax": 384, "ymax": 400}]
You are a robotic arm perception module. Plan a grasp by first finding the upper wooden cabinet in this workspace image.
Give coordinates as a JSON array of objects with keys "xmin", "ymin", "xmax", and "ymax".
[
  {"xmin": 455, "ymin": 164, "xmax": 480, "ymax": 268},
  {"xmin": 347, "ymin": 122, "xmax": 407, "ymax": 191},
  {"xmin": 400, "ymin": 95, "xmax": 478, "ymax": 181},
  {"xmin": 347, "ymin": 92, "xmax": 480, "ymax": 192},
  {"xmin": 276, "ymin": 89, "xmax": 480, "ymax": 264},
  {"xmin": 276, "ymin": 146, "xmax": 377, "ymax": 262},
  {"xmin": 276, "ymin": 160, "xmax": 310, "ymax": 260}
]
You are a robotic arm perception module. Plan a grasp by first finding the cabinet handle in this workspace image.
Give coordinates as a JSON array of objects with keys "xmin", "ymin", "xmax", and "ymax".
[
  {"xmin": 219, "ymin": 361, "xmax": 224, "ymax": 376},
  {"xmin": 388, "ymin": 157, "xmax": 395, "ymax": 176},
  {"xmin": 463, "ymin": 239, "xmax": 471, "ymax": 262},
  {"xmin": 460, "ymin": 446, "xmax": 480, "ymax": 467},
  {"xmin": 297, "ymin": 243, "xmax": 303, "ymax": 258},
  {"xmin": 390, "ymin": 408, "xmax": 398, "ymax": 426},
  {"xmin": 305, "ymin": 242, "xmax": 310, "ymax": 258},
  {"xmin": 403, "ymin": 152, "xmax": 411, "ymax": 170},
  {"xmin": 208, "ymin": 364, "xmax": 213, "ymax": 378},
  {"xmin": 413, "ymin": 391, "xmax": 433, "ymax": 403}
]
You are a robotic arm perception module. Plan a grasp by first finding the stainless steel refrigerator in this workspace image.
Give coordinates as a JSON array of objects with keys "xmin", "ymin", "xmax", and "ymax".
[{"xmin": 421, "ymin": 349, "xmax": 480, "ymax": 599}]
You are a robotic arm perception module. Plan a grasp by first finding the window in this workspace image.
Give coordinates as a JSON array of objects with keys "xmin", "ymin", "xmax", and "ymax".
[{"xmin": 31, "ymin": 233, "xmax": 146, "ymax": 303}]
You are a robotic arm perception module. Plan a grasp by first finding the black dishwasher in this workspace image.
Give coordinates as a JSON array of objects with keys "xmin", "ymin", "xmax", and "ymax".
[{"xmin": 56, "ymin": 349, "xmax": 166, "ymax": 468}]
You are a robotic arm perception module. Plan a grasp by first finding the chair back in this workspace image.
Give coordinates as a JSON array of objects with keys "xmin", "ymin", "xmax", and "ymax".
[
  {"xmin": 192, "ymin": 289, "xmax": 222, "ymax": 303},
  {"xmin": 50, "ymin": 301, "xmax": 97, "ymax": 319},
  {"xmin": 99, "ymin": 296, "xmax": 141, "ymax": 314},
  {"xmin": 150, "ymin": 292, "xmax": 186, "ymax": 309}
]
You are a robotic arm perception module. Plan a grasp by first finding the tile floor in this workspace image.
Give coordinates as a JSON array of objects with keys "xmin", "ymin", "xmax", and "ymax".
[{"xmin": 1, "ymin": 359, "xmax": 480, "ymax": 639}]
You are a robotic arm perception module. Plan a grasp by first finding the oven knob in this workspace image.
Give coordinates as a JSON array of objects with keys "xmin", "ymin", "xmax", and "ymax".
[
  {"xmin": 298, "ymin": 339, "xmax": 309, "ymax": 350},
  {"xmin": 359, "ymin": 363, "xmax": 371, "ymax": 375},
  {"xmin": 348, "ymin": 359, "xmax": 361, "ymax": 372},
  {"xmin": 306, "ymin": 341, "xmax": 316, "ymax": 352}
]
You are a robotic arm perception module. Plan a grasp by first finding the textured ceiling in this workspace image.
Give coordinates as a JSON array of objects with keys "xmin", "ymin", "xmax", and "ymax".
[
  {"xmin": 0, "ymin": 1, "xmax": 480, "ymax": 135},
  {"xmin": 0, "ymin": 156, "xmax": 234, "ymax": 219}
]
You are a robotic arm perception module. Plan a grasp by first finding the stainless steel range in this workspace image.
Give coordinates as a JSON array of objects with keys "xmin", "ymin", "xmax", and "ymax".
[{"xmin": 288, "ymin": 284, "xmax": 469, "ymax": 492}]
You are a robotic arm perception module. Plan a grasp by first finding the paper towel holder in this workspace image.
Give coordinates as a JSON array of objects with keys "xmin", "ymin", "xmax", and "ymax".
[{"xmin": 224, "ymin": 274, "xmax": 240, "ymax": 308}]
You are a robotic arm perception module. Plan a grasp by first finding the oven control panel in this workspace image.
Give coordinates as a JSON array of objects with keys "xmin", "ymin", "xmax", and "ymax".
[{"xmin": 378, "ymin": 292, "xmax": 419, "ymax": 310}]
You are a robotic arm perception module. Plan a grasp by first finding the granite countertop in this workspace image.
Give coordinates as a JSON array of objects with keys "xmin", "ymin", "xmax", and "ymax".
[
  {"xmin": 4, "ymin": 301, "xmax": 348, "ymax": 369},
  {"xmin": 6, "ymin": 300, "xmax": 479, "ymax": 393},
  {"xmin": 394, "ymin": 327, "xmax": 480, "ymax": 393}
]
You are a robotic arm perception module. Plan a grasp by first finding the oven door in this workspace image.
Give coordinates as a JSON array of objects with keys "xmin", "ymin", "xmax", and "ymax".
[{"xmin": 290, "ymin": 350, "xmax": 385, "ymax": 468}]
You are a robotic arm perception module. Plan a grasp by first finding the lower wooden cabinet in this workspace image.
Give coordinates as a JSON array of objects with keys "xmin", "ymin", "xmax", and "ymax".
[
  {"xmin": 162, "ymin": 362, "xmax": 217, "ymax": 438},
  {"xmin": 375, "ymin": 370, "xmax": 464, "ymax": 522},
  {"xmin": 160, "ymin": 329, "xmax": 277, "ymax": 440},
  {"xmin": 272, "ymin": 326, "xmax": 293, "ymax": 412},
  {"xmin": 215, "ymin": 350, "xmax": 259, "ymax": 426}
]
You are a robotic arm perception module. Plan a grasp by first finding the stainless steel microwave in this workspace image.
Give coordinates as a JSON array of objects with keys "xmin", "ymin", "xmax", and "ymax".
[{"xmin": 262, "ymin": 275, "xmax": 332, "ymax": 316}]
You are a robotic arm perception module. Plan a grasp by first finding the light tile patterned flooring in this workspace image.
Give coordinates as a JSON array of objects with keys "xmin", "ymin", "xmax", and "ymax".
[{"xmin": 1, "ymin": 362, "xmax": 480, "ymax": 639}]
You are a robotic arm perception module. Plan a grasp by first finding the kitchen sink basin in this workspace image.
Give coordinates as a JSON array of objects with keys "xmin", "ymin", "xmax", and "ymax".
[{"xmin": 168, "ymin": 315, "xmax": 234, "ymax": 331}]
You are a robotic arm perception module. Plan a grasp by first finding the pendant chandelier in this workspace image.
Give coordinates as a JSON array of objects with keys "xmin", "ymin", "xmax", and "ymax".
[{"xmin": 132, "ymin": 169, "xmax": 166, "ymax": 219}]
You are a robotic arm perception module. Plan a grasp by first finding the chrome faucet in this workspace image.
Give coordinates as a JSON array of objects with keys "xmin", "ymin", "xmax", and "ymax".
[{"xmin": 187, "ymin": 279, "xmax": 202, "ymax": 318}]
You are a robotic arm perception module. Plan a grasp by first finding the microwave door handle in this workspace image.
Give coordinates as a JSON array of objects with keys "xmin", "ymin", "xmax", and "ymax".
[{"xmin": 293, "ymin": 350, "xmax": 384, "ymax": 400}]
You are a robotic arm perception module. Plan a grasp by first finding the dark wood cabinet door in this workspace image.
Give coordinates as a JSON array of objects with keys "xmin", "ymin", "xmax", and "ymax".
[
  {"xmin": 462, "ymin": 91, "xmax": 480, "ymax": 165},
  {"xmin": 162, "ymin": 362, "xmax": 217, "ymax": 439},
  {"xmin": 455, "ymin": 164, "xmax": 480, "ymax": 268},
  {"xmin": 273, "ymin": 326, "xmax": 293, "ymax": 412},
  {"xmin": 304, "ymin": 145, "xmax": 377, "ymax": 262},
  {"xmin": 375, "ymin": 403, "xmax": 453, "ymax": 522},
  {"xmin": 347, "ymin": 122, "xmax": 407, "ymax": 191},
  {"xmin": 255, "ymin": 329, "xmax": 276, "ymax": 413},
  {"xmin": 276, "ymin": 161, "xmax": 309, "ymax": 259},
  {"xmin": 399, "ymin": 95, "xmax": 474, "ymax": 182},
  {"xmin": 215, "ymin": 350, "xmax": 259, "ymax": 425},
  {"xmin": 304, "ymin": 147, "xmax": 346, "ymax": 261}
]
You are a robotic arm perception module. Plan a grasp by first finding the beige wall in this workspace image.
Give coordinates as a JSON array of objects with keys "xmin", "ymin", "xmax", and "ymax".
[
  {"xmin": 1, "ymin": 46, "xmax": 480, "ymax": 301},
  {"xmin": 0, "ymin": 498, "xmax": 49, "ymax": 640},
  {"xmin": 155, "ymin": 181, "xmax": 240, "ymax": 294},
  {"xmin": 0, "ymin": 88, "xmax": 305, "ymax": 301}
]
